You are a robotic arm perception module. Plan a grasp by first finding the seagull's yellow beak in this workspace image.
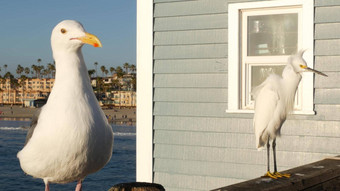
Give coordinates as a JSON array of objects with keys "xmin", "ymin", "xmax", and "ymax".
[{"xmin": 77, "ymin": 32, "xmax": 102, "ymax": 48}]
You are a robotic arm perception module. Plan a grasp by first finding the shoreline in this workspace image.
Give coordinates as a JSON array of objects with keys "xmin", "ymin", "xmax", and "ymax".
[{"xmin": 0, "ymin": 105, "xmax": 136, "ymax": 125}]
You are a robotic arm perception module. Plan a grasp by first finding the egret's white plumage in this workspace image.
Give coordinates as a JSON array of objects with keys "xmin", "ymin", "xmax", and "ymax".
[
  {"xmin": 17, "ymin": 20, "xmax": 113, "ymax": 191},
  {"xmin": 252, "ymin": 50, "xmax": 327, "ymax": 179}
]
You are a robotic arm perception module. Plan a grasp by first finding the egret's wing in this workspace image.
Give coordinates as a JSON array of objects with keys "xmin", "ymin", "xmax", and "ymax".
[
  {"xmin": 24, "ymin": 108, "xmax": 41, "ymax": 145},
  {"xmin": 253, "ymin": 76, "xmax": 280, "ymax": 149}
]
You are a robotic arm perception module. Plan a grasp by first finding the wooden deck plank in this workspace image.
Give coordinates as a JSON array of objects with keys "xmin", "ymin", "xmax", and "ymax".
[{"xmin": 212, "ymin": 157, "xmax": 340, "ymax": 191}]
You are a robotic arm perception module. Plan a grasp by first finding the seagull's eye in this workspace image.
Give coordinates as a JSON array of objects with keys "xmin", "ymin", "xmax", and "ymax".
[{"xmin": 60, "ymin": 28, "xmax": 67, "ymax": 34}]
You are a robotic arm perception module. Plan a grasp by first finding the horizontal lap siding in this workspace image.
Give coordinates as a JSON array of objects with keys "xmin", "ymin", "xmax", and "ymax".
[
  {"xmin": 153, "ymin": 144, "xmax": 334, "ymax": 167},
  {"xmin": 154, "ymin": 74, "xmax": 228, "ymax": 88},
  {"xmin": 154, "ymin": 14, "xmax": 228, "ymax": 31},
  {"xmin": 154, "ymin": 88, "xmax": 228, "ymax": 102},
  {"xmin": 154, "ymin": 44, "xmax": 228, "ymax": 59},
  {"xmin": 154, "ymin": 59, "xmax": 228, "ymax": 74},
  {"xmin": 154, "ymin": 0, "xmax": 228, "ymax": 17},
  {"xmin": 154, "ymin": 130, "xmax": 340, "ymax": 154},
  {"xmin": 314, "ymin": 5, "xmax": 340, "ymax": 122},
  {"xmin": 154, "ymin": 29, "xmax": 228, "ymax": 45},
  {"xmin": 152, "ymin": 1, "xmax": 340, "ymax": 191},
  {"xmin": 153, "ymin": 1, "xmax": 230, "ymax": 190}
]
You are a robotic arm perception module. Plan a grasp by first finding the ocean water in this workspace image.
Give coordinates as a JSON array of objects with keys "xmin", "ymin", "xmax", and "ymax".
[{"xmin": 0, "ymin": 119, "xmax": 136, "ymax": 191}]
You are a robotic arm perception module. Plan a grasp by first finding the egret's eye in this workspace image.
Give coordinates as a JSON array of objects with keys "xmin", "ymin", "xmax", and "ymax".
[
  {"xmin": 60, "ymin": 28, "xmax": 67, "ymax": 34},
  {"xmin": 300, "ymin": 64, "xmax": 306, "ymax": 69}
]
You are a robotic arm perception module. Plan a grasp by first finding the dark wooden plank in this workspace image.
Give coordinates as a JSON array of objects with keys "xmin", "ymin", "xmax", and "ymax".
[{"xmin": 212, "ymin": 157, "xmax": 340, "ymax": 191}]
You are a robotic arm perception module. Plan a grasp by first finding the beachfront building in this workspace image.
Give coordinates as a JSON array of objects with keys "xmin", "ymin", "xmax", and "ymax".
[
  {"xmin": 91, "ymin": 73, "xmax": 135, "ymax": 91},
  {"xmin": 137, "ymin": 0, "xmax": 340, "ymax": 190},
  {"xmin": 101, "ymin": 91, "xmax": 137, "ymax": 107},
  {"xmin": 0, "ymin": 78, "xmax": 54, "ymax": 105}
]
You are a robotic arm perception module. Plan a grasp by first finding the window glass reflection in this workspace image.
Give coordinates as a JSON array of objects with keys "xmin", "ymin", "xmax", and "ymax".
[{"xmin": 247, "ymin": 14, "xmax": 298, "ymax": 56}]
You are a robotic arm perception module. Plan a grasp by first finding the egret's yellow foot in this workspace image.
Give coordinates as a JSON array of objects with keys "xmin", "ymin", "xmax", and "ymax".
[
  {"xmin": 274, "ymin": 172, "xmax": 290, "ymax": 178},
  {"xmin": 263, "ymin": 171, "xmax": 277, "ymax": 179}
]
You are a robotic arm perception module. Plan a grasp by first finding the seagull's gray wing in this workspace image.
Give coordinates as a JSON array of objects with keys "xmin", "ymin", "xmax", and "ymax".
[{"xmin": 24, "ymin": 108, "xmax": 41, "ymax": 145}]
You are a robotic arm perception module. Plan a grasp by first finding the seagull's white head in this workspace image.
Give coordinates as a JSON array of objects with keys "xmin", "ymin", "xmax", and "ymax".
[
  {"xmin": 289, "ymin": 49, "xmax": 327, "ymax": 77},
  {"xmin": 51, "ymin": 20, "xmax": 102, "ymax": 55}
]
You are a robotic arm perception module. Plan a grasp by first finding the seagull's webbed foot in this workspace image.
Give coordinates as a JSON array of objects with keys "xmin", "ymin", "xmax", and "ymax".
[
  {"xmin": 274, "ymin": 171, "xmax": 290, "ymax": 178},
  {"xmin": 263, "ymin": 171, "xmax": 278, "ymax": 179}
]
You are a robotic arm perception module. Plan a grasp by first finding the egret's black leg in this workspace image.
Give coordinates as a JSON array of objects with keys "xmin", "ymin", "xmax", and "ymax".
[
  {"xmin": 272, "ymin": 138, "xmax": 290, "ymax": 178},
  {"xmin": 263, "ymin": 138, "xmax": 276, "ymax": 179},
  {"xmin": 273, "ymin": 138, "xmax": 278, "ymax": 173},
  {"xmin": 267, "ymin": 138, "xmax": 270, "ymax": 172}
]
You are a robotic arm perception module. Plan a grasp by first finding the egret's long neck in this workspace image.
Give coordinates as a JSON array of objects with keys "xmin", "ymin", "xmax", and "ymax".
[
  {"xmin": 50, "ymin": 49, "xmax": 92, "ymax": 100},
  {"xmin": 282, "ymin": 64, "xmax": 302, "ymax": 112}
]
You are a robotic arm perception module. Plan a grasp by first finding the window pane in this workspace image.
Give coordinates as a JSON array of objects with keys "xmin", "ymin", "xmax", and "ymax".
[
  {"xmin": 247, "ymin": 13, "xmax": 298, "ymax": 56},
  {"xmin": 250, "ymin": 65, "xmax": 285, "ymax": 100}
]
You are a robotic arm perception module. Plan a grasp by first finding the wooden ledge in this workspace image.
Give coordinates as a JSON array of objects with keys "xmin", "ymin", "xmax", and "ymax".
[{"xmin": 212, "ymin": 156, "xmax": 340, "ymax": 191}]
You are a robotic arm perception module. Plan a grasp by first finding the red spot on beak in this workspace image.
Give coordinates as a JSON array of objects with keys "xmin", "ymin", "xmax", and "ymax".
[{"xmin": 93, "ymin": 43, "xmax": 99, "ymax": 47}]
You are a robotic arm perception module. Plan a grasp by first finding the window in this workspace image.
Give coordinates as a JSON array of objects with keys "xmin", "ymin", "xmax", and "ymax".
[{"xmin": 227, "ymin": 0, "xmax": 314, "ymax": 114}]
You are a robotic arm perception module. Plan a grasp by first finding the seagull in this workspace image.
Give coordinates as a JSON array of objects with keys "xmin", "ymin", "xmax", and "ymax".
[
  {"xmin": 17, "ymin": 20, "xmax": 114, "ymax": 191},
  {"xmin": 252, "ymin": 50, "xmax": 327, "ymax": 179}
]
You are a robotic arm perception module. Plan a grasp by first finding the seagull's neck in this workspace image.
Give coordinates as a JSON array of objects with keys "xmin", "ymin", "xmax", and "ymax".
[{"xmin": 51, "ymin": 49, "xmax": 92, "ymax": 99}]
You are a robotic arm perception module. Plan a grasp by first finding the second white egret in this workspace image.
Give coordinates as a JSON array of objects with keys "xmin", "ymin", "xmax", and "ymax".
[{"xmin": 252, "ymin": 50, "xmax": 327, "ymax": 179}]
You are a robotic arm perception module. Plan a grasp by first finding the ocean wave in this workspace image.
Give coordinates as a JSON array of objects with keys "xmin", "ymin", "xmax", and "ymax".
[
  {"xmin": 0, "ymin": 127, "xmax": 135, "ymax": 137},
  {"xmin": 0, "ymin": 127, "xmax": 25, "ymax": 131}
]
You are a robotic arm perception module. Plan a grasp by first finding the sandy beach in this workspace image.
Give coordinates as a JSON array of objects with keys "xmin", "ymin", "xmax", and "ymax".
[{"xmin": 0, "ymin": 105, "xmax": 136, "ymax": 124}]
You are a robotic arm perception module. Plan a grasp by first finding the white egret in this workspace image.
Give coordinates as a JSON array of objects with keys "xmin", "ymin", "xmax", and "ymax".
[
  {"xmin": 252, "ymin": 50, "xmax": 327, "ymax": 179},
  {"xmin": 17, "ymin": 20, "xmax": 114, "ymax": 191}
]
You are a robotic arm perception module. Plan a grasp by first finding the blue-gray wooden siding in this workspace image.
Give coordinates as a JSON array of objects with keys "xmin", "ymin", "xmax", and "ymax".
[{"xmin": 152, "ymin": 0, "xmax": 340, "ymax": 190}]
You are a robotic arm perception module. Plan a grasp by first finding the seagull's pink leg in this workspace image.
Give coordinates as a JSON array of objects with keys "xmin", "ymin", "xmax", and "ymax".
[
  {"xmin": 75, "ymin": 180, "xmax": 82, "ymax": 191},
  {"xmin": 44, "ymin": 182, "xmax": 50, "ymax": 191}
]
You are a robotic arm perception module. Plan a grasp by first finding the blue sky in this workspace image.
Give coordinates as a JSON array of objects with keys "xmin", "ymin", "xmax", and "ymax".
[{"xmin": 0, "ymin": 1, "xmax": 136, "ymax": 76}]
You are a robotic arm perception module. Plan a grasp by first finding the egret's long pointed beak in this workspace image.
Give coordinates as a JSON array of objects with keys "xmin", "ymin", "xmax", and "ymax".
[
  {"xmin": 77, "ymin": 32, "xmax": 102, "ymax": 48},
  {"xmin": 304, "ymin": 67, "xmax": 328, "ymax": 77}
]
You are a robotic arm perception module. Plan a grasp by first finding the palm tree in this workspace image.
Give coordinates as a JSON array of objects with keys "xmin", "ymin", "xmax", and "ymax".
[
  {"xmin": 109, "ymin": 67, "xmax": 115, "ymax": 76},
  {"xmin": 41, "ymin": 69, "xmax": 48, "ymax": 78},
  {"xmin": 112, "ymin": 79, "xmax": 120, "ymax": 90},
  {"xmin": 100, "ymin": 65, "xmax": 106, "ymax": 77},
  {"xmin": 94, "ymin": 62, "xmax": 98, "ymax": 77},
  {"xmin": 123, "ymin": 62, "xmax": 130, "ymax": 74},
  {"xmin": 4, "ymin": 71, "xmax": 13, "ymax": 79},
  {"xmin": 3, "ymin": 64, "xmax": 7, "ymax": 74},
  {"xmin": 19, "ymin": 75, "xmax": 27, "ymax": 106},
  {"xmin": 31, "ymin": 65, "xmax": 38, "ymax": 78},
  {"xmin": 24, "ymin": 67, "xmax": 30, "ymax": 77},
  {"xmin": 88, "ymin": 69, "xmax": 96, "ymax": 78},
  {"xmin": 4, "ymin": 72, "xmax": 17, "ymax": 104},
  {"xmin": 116, "ymin": 66, "xmax": 124, "ymax": 78},
  {"xmin": 130, "ymin": 64, "xmax": 136, "ymax": 74},
  {"xmin": 37, "ymin": 58, "xmax": 42, "ymax": 66},
  {"xmin": 104, "ymin": 69, "xmax": 108, "ymax": 77},
  {"xmin": 37, "ymin": 65, "xmax": 44, "ymax": 79},
  {"xmin": 131, "ymin": 75, "xmax": 136, "ymax": 91},
  {"xmin": 47, "ymin": 63, "xmax": 56, "ymax": 78},
  {"xmin": 0, "ymin": 77, "xmax": 5, "ymax": 103},
  {"xmin": 16, "ymin": 65, "xmax": 24, "ymax": 78}
]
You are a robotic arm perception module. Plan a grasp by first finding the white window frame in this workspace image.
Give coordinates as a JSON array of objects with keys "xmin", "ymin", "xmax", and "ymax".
[
  {"xmin": 241, "ymin": 7, "xmax": 302, "ymax": 110},
  {"xmin": 227, "ymin": 0, "xmax": 315, "ymax": 115}
]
